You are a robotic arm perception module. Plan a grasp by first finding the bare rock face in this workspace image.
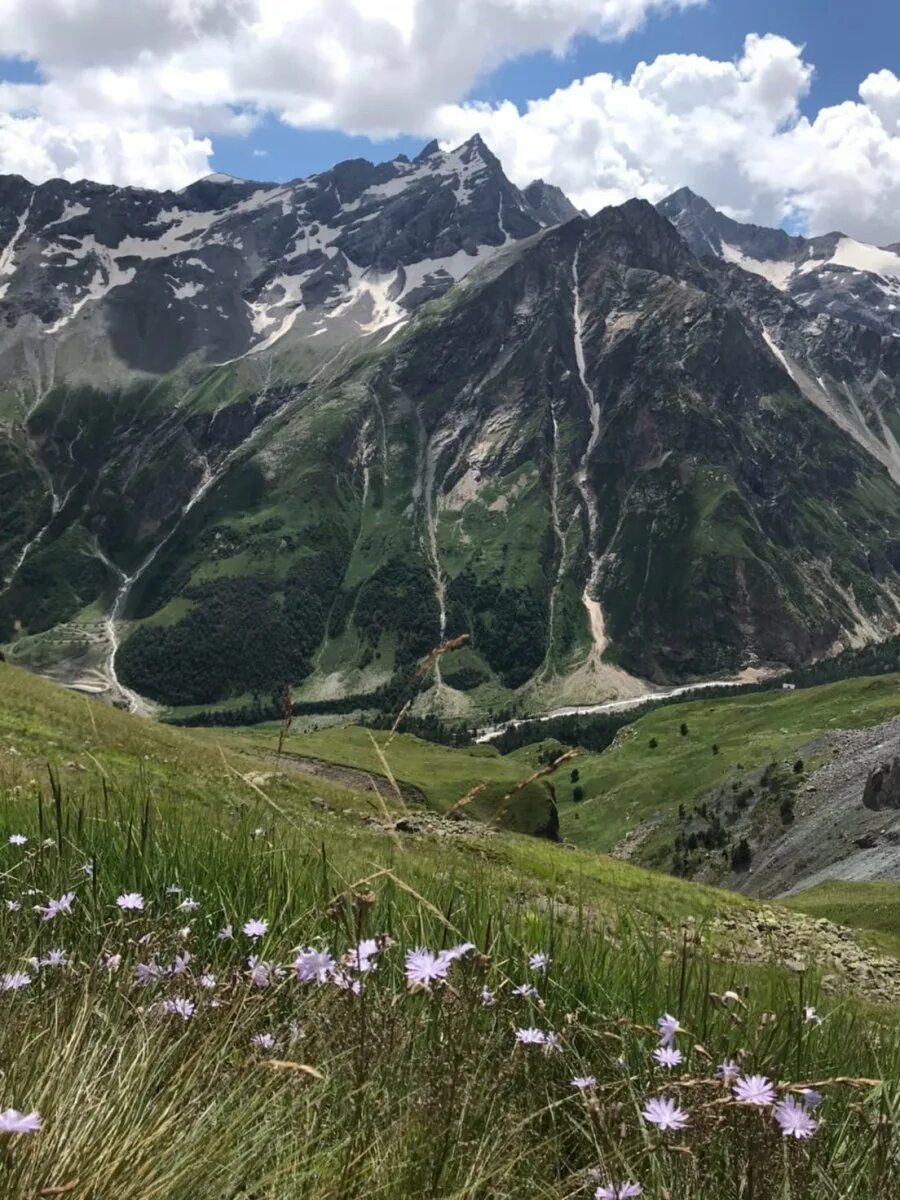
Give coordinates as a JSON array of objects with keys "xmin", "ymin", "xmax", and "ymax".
[{"xmin": 863, "ymin": 756, "xmax": 900, "ymax": 811}]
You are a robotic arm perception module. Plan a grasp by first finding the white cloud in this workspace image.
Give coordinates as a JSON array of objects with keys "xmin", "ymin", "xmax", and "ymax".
[
  {"xmin": 435, "ymin": 37, "xmax": 900, "ymax": 243},
  {"xmin": 0, "ymin": 115, "xmax": 211, "ymax": 190},
  {"xmin": 0, "ymin": 5, "xmax": 896, "ymax": 244},
  {"xmin": 0, "ymin": 0, "xmax": 700, "ymax": 184}
]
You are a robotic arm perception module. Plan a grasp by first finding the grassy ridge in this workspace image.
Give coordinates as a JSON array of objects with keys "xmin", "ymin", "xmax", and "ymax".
[
  {"xmin": 505, "ymin": 675, "xmax": 900, "ymax": 856},
  {"xmin": 221, "ymin": 724, "xmax": 560, "ymax": 837}
]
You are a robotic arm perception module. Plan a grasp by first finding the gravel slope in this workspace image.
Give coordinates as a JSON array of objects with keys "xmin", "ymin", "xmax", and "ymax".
[{"xmin": 738, "ymin": 717, "xmax": 900, "ymax": 898}]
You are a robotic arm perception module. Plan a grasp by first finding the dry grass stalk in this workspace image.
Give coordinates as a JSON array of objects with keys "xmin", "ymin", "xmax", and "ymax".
[
  {"xmin": 262, "ymin": 1061, "xmax": 324, "ymax": 1080},
  {"xmin": 446, "ymin": 782, "xmax": 487, "ymax": 818},
  {"xmin": 275, "ymin": 685, "xmax": 294, "ymax": 770},
  {"xmin": 489, "ymin": 749, "xmax": 578, "ymax": 828}
]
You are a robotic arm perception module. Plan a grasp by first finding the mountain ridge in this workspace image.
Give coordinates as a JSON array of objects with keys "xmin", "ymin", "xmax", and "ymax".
[
  {"xmin": 2, "ymin": 142, "xmax": 900, "ymax": 721},
  {"xmin": 658, "ymin": 186, "xmax": 900, "ymax": 335}
]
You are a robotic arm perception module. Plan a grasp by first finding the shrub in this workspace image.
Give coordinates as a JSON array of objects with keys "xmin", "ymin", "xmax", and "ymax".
[{"xmin": 731, "ymin": 837, "xmax": 752, "ymax": 870}]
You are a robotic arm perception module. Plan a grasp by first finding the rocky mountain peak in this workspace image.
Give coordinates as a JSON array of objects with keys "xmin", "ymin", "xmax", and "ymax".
[
  {"xmin": 0, "ymin": 135, "xmax": 578, "ymax": 377},
  {"xmin": 522, "ymin": 178, "xmax": 581, "ymax": 226},
  {"xmin": 658, "ymin": 188, "xmax": 900, "ymax": 334}
]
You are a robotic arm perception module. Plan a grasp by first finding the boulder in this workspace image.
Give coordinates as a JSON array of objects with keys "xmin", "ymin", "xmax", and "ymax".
[{"xmin": 862, "ymin": 756, "xmax": 900, "ymax": 811}]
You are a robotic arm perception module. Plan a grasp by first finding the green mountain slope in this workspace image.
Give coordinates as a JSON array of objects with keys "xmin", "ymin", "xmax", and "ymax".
[{"xmin": 4, "ymin": 197, "xmax": 900, "ymax": 720}]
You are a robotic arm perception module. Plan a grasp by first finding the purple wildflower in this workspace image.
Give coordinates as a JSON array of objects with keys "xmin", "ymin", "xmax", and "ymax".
[
  {"xmin": 134, "ymin": 961, "xmax": 165, "ymax": 987},
  {"xmin": 657, "ymin": 1013, "xmax": 682, "ymax": 1047},
  {"xmin": 512, "ymin": 982, "xmax": 539, "ymax": 999},
  {"xmin": 247, "ymin": 957, "xmax": 281, "ymax": 988},
  {"xmin": 515, "ymin": 1027, "xmax": 546, "ymax": 1045},
  {"xmin": 161, "ymin": 997, "xmax": 195, "ymax": 1021},
  {"xmin": 0, "ymin": 971, "xmax": 31, "ymax": 992},
  {"xmin": 38, "ymin": 891, "xmax": 75, "ymax": 921},
  {"xmin": 0, "ymin": 1109, "xmax": 42, "ymax": 1134},
  {"xmin": 242, "ymin": 918, "xmax": 268, "ymax": 939},
  {"xmin": 251, "ymin": 1032, "xmax": 277, "ymax": 1051},
  {"xmin": 437, "ymin": 942, "xmax": 475, "ymax": 968},
  {"xmin": 595, "ymin": 1184, "xmax": 642, "ymax": 1200},
  {"xmin": 294, "ymin": 948, "xmax": 335, "ymax": 984},
  {"xmin": 801, "ymin": 1088, "xmax": 822, "ymax": 1110},
  {"xmin": 169, "ymin": 952, "xmax": 191, "ymax": 977},
  {"xmin": 480, "ymin": 987, "xmax": 495, "ymax": 1006},
  {"xmin": 116, "ymin": 892, "xmax": 144, "ymax": 912},
  {"xmin": 641, "ymin": 1096, "xmax": 689, "ymax": 1131},
  {"xmin": 404, "ymin": 948, "xmax": 450, "ymax": 989},
  {"xmin": 528, "ymin": 951, "xmax": 551, "ymax": 972},
  {"xmin": 715, "ymin": 1058, "xmax": 741, "ymax": 1081},
  {"xmin": 5, "ymin": 900, "xmax": 20, "ymax": 912},
  {"xmin": 733, "ymin": 1075, "xmax": 777, "ymax": 1107},
  {"xmin": 331, "ymin": 969, "xmax": 362, "ymax": 994},
  {"xmin": 571, "ymin": 1075, "xmax": 596, "ymax": 1089},
  {"xmin": 217, "ymin": 924, "xmax": 233, "ymax": 940},
  {"xmin": 774, "ymin": 1096, "xmax": 818, "ymax": 1139},
  {"xmin": 177, "ymin": 897, "xmax": 200, "ymax": 913},
  {"xmin": 345, "ymin": 939, "xmax": 381, "ymax": 973},
  {"xmin": 653, "ymin": 1046, "xmax": 684, "ymax": 1069},
  {"xmin": 198, "ymin": 973, "xmax": 217, "ymax": 990},
  {"xmin": 40, "ymin": 949, "xmax": 67, "ymax": 968},
  {"xmin": 7, "ymin": 834, "xmax": 27, "ymax": 846}
]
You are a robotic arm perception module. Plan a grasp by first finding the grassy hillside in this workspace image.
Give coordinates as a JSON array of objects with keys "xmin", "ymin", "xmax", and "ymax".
[
  {"xmin": 222, "ymin": 724, "xmax": 560, "ymax": 836},
  {"xmin": 0, "ymin": 661, "xmax": 368, "ymax": 822},
  {"xmin": 1, "ymin": 664, "xmax": 900, "ymax": 1198},
  {"xmin": 787, "ymin": 882, "xmax": 900, "ymax": 957},
  {"xmin": 0, "ymin": 662, "xmax": 747, "ymax": 925},
  {"xmin": 504, "ymin": 675, "xmax": 900, "ymax": 857}
]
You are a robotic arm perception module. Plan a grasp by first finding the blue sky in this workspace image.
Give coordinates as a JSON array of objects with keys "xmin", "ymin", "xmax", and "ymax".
[
  {"xmin": 0, "ymin": 0, "xmax": 896, "ymax": 240},
  {"xmin": 209, "ymin": 0, "xmax": 898, "ymax": 181}
]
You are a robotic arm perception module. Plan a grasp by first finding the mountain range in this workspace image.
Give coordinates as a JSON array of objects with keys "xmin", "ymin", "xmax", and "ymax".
[{"xmin": 2, "ymin": 136, "xmax": 899, "ymax": 720}]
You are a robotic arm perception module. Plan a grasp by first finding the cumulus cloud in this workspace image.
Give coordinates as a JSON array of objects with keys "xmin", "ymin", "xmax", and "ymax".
[
  {"xmin": 436, "ymin": 36, "xmax": 900, "ymax": 243},
  {"xmin": 0, "ymin": 0, "xmax": 701, "ymax": 185},
  {"xmin": 0, "ymin": 3, "xmax": 897, "ymax": 243}
]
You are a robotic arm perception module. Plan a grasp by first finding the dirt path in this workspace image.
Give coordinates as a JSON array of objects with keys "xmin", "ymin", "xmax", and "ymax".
[{"xmin": 266, "ymin": 751, "xmax": 428, "ymax": 808}]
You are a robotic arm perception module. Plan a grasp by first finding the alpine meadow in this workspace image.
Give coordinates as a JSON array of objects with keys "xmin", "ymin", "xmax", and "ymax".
[{"xmin": 2, "ymin": 3, "xmax": 900, "ymax": 1198}]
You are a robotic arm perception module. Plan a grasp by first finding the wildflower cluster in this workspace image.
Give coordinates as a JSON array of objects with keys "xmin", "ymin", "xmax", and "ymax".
[{"xmin": 0, "ymin": 824, "xmax": 895, "ymax": 1198}]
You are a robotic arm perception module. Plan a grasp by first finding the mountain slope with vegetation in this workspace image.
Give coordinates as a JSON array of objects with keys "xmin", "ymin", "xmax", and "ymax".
[
  {"xmin": 2, "ymin": 143, "xmax": 900, "ymax": 721},
  {"xmin": 498, "ymin": 674, "xmax": 900, "ymax": 871}
]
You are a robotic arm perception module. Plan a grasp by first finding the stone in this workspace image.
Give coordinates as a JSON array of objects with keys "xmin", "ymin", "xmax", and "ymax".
[{"xmin": 863, "ymin": 756, "xmax": 900, "ymax": 811}]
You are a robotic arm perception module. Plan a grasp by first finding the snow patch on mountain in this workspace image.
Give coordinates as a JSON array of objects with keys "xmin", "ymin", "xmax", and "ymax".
[
  {"xmin": 828, "ymin": 238, "xmax": 900, "ymax": 279},
  {"xmin": 0, "ymin": 135, "xmax": 578, "ymax": 374},
  {"xmin": 720, "ymin": 243, "xmax": 795, "ymax": 290}
]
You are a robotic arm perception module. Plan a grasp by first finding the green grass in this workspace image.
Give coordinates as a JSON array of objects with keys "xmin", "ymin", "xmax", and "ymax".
[
  {"xmin": 223, "ymin": 724, "xmax": 558, "ymax": 837},
  {"xmin": 786, "ymin": 882, "xmax": 900, "ymax": 957},
  {"xmin": 0, "ymin": 662, "xmax": 369, "ymax": 823},
  {"xmin": 507, "ymin": 675, "xmax": 900, "ymax": 856},
  {"xmin": 1, "ymin": 666, "xmax": 900, "ymax": 1197}
]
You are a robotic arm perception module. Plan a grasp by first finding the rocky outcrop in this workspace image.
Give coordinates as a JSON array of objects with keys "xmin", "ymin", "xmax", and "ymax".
[{"xmin": 863, "ymin": 755, "xmax": 900, "ymax": 811}]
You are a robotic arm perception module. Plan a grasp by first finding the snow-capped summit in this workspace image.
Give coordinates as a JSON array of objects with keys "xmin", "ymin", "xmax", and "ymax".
[
  {"xmin": 658, "ymin": 188, "xmax": 900, "ymax": 334},
  {"xmin": 0, "ymin": 135, "xmax": 580, "ymax": 378}
]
